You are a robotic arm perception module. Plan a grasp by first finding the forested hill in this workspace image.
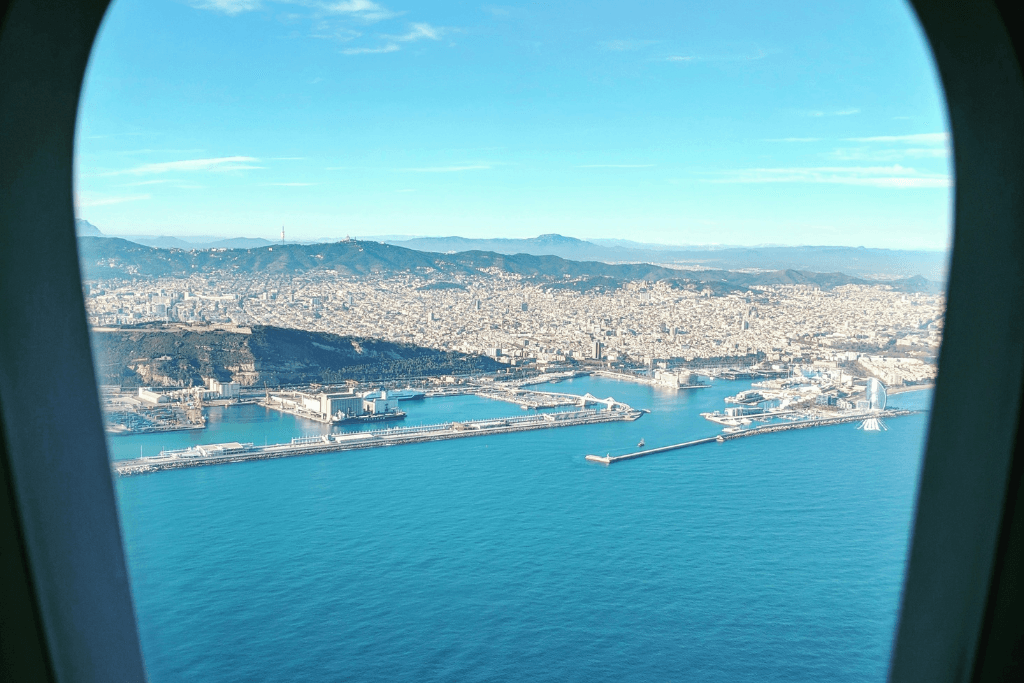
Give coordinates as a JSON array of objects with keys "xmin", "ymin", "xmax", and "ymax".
[
  {"xmin": 77, "ymin": 237, "xmax": 942, "ymax": 293},
  {"xmin": 90, "ymin": 324, "xmax": 501, "ymax": 387}
]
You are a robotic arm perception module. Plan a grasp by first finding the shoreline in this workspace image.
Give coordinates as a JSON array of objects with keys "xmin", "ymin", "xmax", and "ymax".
[{"xmin": 887, "ymin": 384, "xmax": 935, "ymax": 396}]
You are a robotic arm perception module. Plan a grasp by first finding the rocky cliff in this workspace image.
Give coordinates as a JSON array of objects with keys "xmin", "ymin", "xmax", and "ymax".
[{"xmin": 90, "ymin": 324, "xmax": 501, "ymax": 387}]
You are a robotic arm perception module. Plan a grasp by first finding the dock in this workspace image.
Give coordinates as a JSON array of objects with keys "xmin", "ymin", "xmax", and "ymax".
[
  {"xmin": 114, "ymin": 404, "xmax": 643, "ymax": 476},
  {"xmin": 475, "ymin": 388, "xmax": 636, "ymax": 410},
  {"xmin": 591, "ymin": 370, "xmax": 710, "ymax": 389},
  {"xmin": 586, "ymin": 409, "xmax": 919, "ymax": 464}
]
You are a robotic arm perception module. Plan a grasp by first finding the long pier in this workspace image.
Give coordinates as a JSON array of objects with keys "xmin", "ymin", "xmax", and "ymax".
[
  {"xmin": 586, "ymin": 409, "xmax": 919, "ymax": 464},
  {"xmin": 114, "ymin": 405, "xmax": 643, "ymax": 476}
]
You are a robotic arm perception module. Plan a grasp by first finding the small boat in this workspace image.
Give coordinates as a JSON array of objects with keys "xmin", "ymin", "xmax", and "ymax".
[{"xmin": 637, "ymin": 438, "xmax": 645, "ymax": 448}]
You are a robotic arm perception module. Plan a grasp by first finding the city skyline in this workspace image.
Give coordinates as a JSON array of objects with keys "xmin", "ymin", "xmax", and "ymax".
[{"xmin": 75, "ymin": 0, "xmax": 953, "ymax": 250}]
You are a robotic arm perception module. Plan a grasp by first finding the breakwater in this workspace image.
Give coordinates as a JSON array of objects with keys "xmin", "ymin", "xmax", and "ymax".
[
  {"xmin": 586, "ymin": 409, "xmax": 918, "ymax": 464},
  {"xmin": 114, "ymin": 405, "xmax": 643, "ymax": 476}
]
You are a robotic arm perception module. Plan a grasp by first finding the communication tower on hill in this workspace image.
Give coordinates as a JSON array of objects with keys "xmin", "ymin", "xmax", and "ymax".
[{"xmin": 281, "ymin": 226, "xmax": 285, "ymax": 244}]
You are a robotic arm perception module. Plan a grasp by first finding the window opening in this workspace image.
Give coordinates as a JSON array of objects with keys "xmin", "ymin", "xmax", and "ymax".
[{"xmin": 74, "ymin": 1, "xmax": 952, "ymax": 680}]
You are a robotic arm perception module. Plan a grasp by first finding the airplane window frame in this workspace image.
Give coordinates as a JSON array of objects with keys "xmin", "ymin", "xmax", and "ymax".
[{"xmin": 0, "ymin": 0, "xmax": 1022, "ymax": 681}]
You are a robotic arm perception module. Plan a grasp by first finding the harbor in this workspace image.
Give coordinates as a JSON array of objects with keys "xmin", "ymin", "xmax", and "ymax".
[{"xmin": 105, "ymin": 375, "xmax": 931, "ymax": 479}]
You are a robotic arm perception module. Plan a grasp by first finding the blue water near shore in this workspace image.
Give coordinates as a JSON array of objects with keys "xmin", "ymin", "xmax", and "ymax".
[{"xmin": 111, "ymin": 377, "xmax": 931, "ymax": 682}]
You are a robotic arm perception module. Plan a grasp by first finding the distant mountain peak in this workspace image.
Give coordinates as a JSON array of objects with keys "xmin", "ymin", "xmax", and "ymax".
[
  {"xmin": 533, "ymin": 233, "xmax": 586, "ymax": 244},
  {"xmin": 75, "ymin": 218, "xmax": 102, "ymax": 236}
]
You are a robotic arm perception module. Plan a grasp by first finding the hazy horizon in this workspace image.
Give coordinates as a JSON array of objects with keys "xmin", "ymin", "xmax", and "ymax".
[{"xmin": 76, "ymin": 220, "xmax": 952, "ymax": 253}]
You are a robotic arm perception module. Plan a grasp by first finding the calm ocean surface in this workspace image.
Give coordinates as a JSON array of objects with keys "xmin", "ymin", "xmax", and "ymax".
[{"xmin": 109, "ymin": 376, "xmax": 931, "ymax": 682}]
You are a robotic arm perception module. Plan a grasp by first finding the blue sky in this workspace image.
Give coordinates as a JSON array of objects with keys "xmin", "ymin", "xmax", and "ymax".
[{"xmin": 75, "ymin": 0, "xmax": 952, "ymax": 249}]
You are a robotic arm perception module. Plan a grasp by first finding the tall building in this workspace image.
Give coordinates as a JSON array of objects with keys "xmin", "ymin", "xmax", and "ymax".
[{"xmin": 591, "ymin": 340, "xmax": 603, "ymax": 360}]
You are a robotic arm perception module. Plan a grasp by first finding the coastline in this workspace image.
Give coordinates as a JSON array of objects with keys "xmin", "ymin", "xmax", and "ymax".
[{"xmin": 887, "ymin": 383, "xmax": 935, "ymax": 396}]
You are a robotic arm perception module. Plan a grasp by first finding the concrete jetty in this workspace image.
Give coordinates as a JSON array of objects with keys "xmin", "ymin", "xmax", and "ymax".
[
  {"xmin": 586, "ymin": 436, "xmax": 719, "ymax": 463},
  {"xmin": 586, "ymin": 409, "xmax": 919, "ymax": 465}
]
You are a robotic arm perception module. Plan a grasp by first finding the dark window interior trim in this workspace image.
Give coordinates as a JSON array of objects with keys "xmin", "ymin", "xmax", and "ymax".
[
  {"xmin": 1, "ymin": 0, "xmax": 1023, "ymax": 681},
  {"xmin": 0, "ymin": 0, "xmax": 146, "ymax": 681},
  {"xmin": 892, "ymin": 2, "xmax": 1024, "ymax": 681}
]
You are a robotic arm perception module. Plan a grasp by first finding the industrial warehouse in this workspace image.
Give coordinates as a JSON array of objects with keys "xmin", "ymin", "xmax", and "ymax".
[{"xmin": 263, "ymin": 388, "xmax": 405, "ymax": 424}]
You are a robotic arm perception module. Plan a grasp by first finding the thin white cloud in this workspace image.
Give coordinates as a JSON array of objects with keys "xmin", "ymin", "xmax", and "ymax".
[
  {"xmin": 385, "ymin": 22, "xmax": 442, "ymax": 41},
  {"xmin": 483, "ymin": 5, "xmax": 512, "ymax": 18},
  {"xmin": 84, "ymin": 131, "xmax": 149, "ymax": 139},
  {"xmin": 342, "ymin": 43, "xmax": 399, "ymax": 54},
  {"xmin": 665, "ymin": 49, "xmax": 768, "ymax": 63},
  {"xmin": 215, "ymin": 164, "xmax": 264, "ymax": 171},
  {"xmin": 193, "ymin": 0, "xmax": 400, "ymax": 21},
  {"xmin": 805, "ymin": 108, "xmax": 861, "ymax": 117},
  {"xmin": 118, "ymin": 179, "xmax": 171, "ymax": 187},
  {"xmin": 399, "ymin": 165, "xmax": 491, "ymax": 172},
  {"xmin": 115, "ymin": 148, "xmax": 205, "ymax": 156},
  {"xmin": 76, "ymin": 193, "xmax": 152, "ymax": 208},
  {"xmin": 831, "ymin": 147, "xmax": 949, "ymax": 161},
  {"xmin": 905, "ymin": 148, "xmax": 949, "ymax": 157},
  {"xmin": 601, "ymin": 39, "xmax": 657, "ymax": 51},
  {"xmin": 108, "ymin": 156, "xmax": 261, "ymax": 176},
  {"xmin": 190, "ymin": 0, "xmax": 260, "ymax": 14},
  {"xmin": 324, "ymin": 0, "xmax": 377, "ymax": 10},
  {"xmin": 316, "ymin": 0, "xmax": 398, "ymax": 21},
  {"xmin": 310, "ymin": 22, "xmax": 361, "ymax": 40},
  {"xmin": 709, "ymin": 165, "xmax": 951, "ymax": 188},
  {"xmin": 577, "ymin": 164, "xmax": 655, "ymax": 168},
  {"xmin": 847, "ymin": 132, "xmax": 949, "ymax": 144}
]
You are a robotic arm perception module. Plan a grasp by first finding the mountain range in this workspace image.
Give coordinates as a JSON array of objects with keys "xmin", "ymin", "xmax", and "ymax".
[
  {"xmin": 77, "ymin": 236, "xmax": 943, "ymax": 294},
  {"xmin": 76, "ymin": 221, "xmax": 947, "ymax": 281},
  {"xmin": 386, "ymin": 234, "xmax": 948, "ymax": 281}
]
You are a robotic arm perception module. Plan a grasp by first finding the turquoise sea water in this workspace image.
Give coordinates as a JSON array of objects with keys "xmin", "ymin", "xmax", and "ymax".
[{"xmin": 111, "ymin": 377, "xmax": 931, "ymax": 682}]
